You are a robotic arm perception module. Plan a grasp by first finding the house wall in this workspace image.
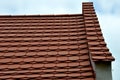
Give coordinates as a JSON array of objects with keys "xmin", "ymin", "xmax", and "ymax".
[{"xmin": 94, "ymin": 61, "xmax": 112, "ymax": 80}]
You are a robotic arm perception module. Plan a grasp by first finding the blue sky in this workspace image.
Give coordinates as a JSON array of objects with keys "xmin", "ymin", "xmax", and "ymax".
[
  {"xmin": 92, "ymin": 1, "xmax": 120, "ymax": 80},
  {"xmin": 0, "ymin": 0, "xmax": 120, "ymax": 80}
]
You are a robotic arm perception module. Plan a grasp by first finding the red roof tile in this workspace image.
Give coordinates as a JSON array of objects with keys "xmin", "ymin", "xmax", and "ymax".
[
  {"xmin": 82, "ymin": 2, "xmax": 114, "ymax": 61},
  {"xmin": 0, "ymin": 2, "xmax": 114, "ymax": 80}
]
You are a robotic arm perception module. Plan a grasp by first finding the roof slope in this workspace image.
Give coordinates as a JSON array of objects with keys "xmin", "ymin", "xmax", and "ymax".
[{"xmin": 0, "ymin": 2, "xmax": 114, "ymax": 80}]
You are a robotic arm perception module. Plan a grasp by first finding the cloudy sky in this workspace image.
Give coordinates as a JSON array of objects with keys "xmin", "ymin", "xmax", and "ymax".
[{"xmin": 0, "ymin": 0, "xmax": 119, "ymax": 80}]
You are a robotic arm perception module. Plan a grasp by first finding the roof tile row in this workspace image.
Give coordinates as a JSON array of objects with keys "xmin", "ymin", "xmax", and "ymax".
[{"xmin": 83, "ymin": 2, "xmax": 114, "ymax": 61}]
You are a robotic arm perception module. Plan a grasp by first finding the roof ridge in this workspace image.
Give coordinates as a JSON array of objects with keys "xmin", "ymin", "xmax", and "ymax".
[{"xmin": 0, "ymin": 14, "xmax": 82, "ymax": 17}]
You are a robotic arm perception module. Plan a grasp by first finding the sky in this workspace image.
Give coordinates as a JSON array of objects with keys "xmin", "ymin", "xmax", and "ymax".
[{"xmin": 0, "ymin": 0, "xmax": 120, "ymax": 80}]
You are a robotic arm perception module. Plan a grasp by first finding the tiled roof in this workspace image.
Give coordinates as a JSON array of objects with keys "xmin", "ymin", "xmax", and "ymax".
[
  {"xmin": 0, "ymin": 2, "xmax": 114, "ymax": 80},
  {"xmin": 82, "ymin": 3, "xmax": 114, "ymax": 61}
]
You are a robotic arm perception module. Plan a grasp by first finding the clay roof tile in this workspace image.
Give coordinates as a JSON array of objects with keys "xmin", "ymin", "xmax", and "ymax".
[{"xmin": 0, "ymin": 2, "xmax": 114, "ymax": 80}]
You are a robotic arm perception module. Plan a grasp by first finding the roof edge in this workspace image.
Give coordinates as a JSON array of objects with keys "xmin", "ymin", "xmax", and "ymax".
[
  {"xmin": 82, "ymin": 2, "xmax": 115, "ymax": 61},
  {"xmin": 0, "ymin": 14, "xmax": 82, "ymax": 17}
]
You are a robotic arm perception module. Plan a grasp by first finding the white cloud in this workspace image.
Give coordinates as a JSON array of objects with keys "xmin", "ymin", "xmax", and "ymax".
[
  {"xmin": 90, "ymin": 0, "xmax": 120, "ymax": 79},
  {"xmin": 0, "ymin": 0, "xmax": 89, "ymax": 15},
  {"xmin": 97, "ymin": 12, "xmax": 120, "ymax": 80},
  {"xmin": 92, "ymin": 0, "xmax": 120, "ymax": 14}
]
